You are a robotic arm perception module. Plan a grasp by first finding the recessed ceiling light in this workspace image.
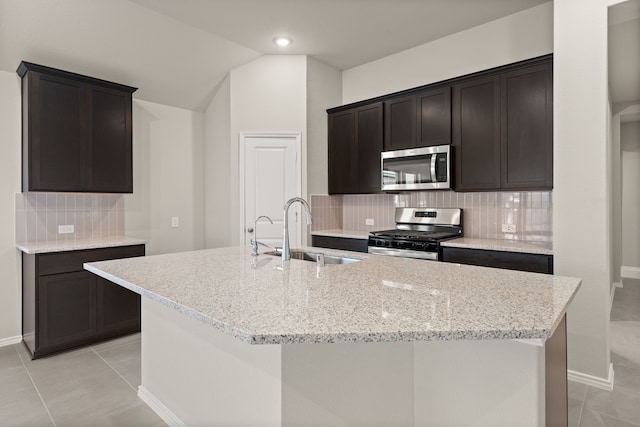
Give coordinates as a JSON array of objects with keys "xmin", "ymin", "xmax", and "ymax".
[{"xmin": 274, "ymin": 37, "xmax": 292, "ymax": 47}]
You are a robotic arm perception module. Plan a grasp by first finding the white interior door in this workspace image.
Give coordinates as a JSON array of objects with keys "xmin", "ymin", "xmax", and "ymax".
[{"xmin": 240, "ymin": 133, "xmax": 301, "ymax": 249}]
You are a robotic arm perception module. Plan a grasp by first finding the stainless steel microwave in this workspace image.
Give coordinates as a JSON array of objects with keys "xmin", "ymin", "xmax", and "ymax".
[{"xmin": 381, "ymin": 145, "xmax": 451, "ymax": 191}]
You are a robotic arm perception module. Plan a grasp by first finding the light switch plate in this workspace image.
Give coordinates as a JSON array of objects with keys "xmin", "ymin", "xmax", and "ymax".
[
  {"xmin": 171, "ymin": 217, "xmax": 180, "ymax": 228},
  {"xmin": 365, "ymin": 218, "xmax": 375, "ymax": 226}
]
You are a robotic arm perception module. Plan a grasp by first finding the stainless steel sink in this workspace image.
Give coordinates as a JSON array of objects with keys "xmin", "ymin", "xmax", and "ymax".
[{"xmin": 264, "ymin": 249, "xmax": 360, "ymax": 265}]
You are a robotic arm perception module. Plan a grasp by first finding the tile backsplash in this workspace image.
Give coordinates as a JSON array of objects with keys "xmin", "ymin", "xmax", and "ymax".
[
  {"xmin": 311, "ymin": 190, "xmax": 552, "ymax": 242},
  {"xmin": 15, "ymin": 193, "xmax": 125, "ymax": 243}
]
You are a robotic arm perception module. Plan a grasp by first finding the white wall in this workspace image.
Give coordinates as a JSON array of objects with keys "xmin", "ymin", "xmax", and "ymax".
[
  {"xmin": 0, "ymin": 70, "xmax": 22, "ymax": 343},
  {"xmin": 306, "ymin": 57, "xmax": 342, "ymax": 195},
  {"xmin": 342, "ymin": 2, "xmax": 553, "ymax": 103},
  {"xmin": 611, "ymin": 109, "xmax": 622, "ymax": 286},
  {"xmin": 554, "ymin": 0, "xmax": 630, "ymax": 383},
  {"xmin": 226, "ymin": 55, "xmax": 308, "ymax": 245},
  {"xmin": 622, "ymin": 121, "xmax": 640, "ymax": 268},
  {"xmin": 204, "ymin": 76, "xmax": 232, "ymax": 248},
  {"xmin": 126, "ymin": 99, "xmax": 205, "ymax": 256}
]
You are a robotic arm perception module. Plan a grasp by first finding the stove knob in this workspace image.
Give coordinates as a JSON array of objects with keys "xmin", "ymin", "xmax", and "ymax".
[
  {"xmin": 385, "ymin": 241, "xmax": 391, "ymax": 247},
  {"xmin": 397, "ymin": 242, "xmax": 404, "ymax": 249}
]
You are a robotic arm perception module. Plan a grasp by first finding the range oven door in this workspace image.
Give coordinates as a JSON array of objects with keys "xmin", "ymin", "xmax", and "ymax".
[{"xmin": 381, "ymin": 145, "xmax": 450, "ymax": 191}]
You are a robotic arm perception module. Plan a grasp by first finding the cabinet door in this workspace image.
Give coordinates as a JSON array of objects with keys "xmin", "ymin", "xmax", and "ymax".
[
  {"xmin": 25, "ymin": 72, "xmax": 86, "ymax": 192},
  {"xmin": 38, "ymin": 271, "xmax": 96, "ymax": 352},
  {"xmin": 328, "ymin": 109, "xmax": 356, "ymax": 194},
  {"xmin": 384, "ymin": 95, "xmax": 417, "ymax": 151},
  {"xmin": 355, "ymin": 102, "xmax": 383, "ymax": 194},
  {"xmin": 501, "ymin": 63, "xmax": 553, "ymax": 189},
  {"xmin": 441, "ymin": 247, "xmax": 553, "ymax": 274},
  {"xmin": 96, "ymin": 277, "xmax": 140, "ymax": 336},
  {"xmin": 452, "ymin": 76, "xmax": 501, "ymax": 191},
  {"xmin": 87, "ymin": 85, "xmax": 133, "ymax": 193},
  {"xmin": 417, "ymin": 87, "xmax": 451, "ymax": 147}
]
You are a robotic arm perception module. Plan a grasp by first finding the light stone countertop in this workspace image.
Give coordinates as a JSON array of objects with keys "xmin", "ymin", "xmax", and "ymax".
[
  {"xmin": 441, "ymin": 237, "xmax": 553, "ymax": 255},
  {"xmin": 17, "ymin": 236, "xmax": 147, "ymax": 254},
  {"xmin": 311, "ymin": 229, "xmax": 370, "ymax": 240},
  {"xmin": 85, "ymin": 245, "xmax": 580, "ymax": 345}
]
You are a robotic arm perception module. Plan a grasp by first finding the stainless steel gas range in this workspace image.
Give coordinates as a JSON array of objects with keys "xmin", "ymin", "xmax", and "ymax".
[{"xmin": 368, "ymin": 207, "xmax": 463, "ymax": 261}]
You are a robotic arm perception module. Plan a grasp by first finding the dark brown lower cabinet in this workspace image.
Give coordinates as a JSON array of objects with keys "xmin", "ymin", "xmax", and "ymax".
[
  {"xmin": 441, "ymin": 246, "xmax": 553, "ymax": 274},
  {"xmin": 23, "ymin": 244, "xmax": 145, "ymax": 359}
]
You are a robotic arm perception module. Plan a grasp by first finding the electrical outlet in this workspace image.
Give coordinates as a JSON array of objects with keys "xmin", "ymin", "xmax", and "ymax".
[
  {"xmin": 501, "ymin": 224, "xmax": 517, "ymax": 233},
  {"xmin": 171, "ymin": 217, "xmax": 180, "ymax": 228},
  {"xmin": 58, "ymin": 224, "xmax": 74, "ymax": 234},
  {"xmin": 365, "ymin": 218, "xmax": 375, "ymax": 226}
]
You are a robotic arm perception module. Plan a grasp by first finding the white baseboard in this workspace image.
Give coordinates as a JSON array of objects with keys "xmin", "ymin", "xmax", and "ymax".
[
  {"xmin": 0, "ymin": 335, "xmax": 22, "ymax": 348},
  {"xmin": 568, "ymin": 363, "xmax": 614, "ymax": 391},
  {"xmin": 138, "ymin": 386, "xmax": 186, "ymax": 427},
  {"xmin": 621, "ymin": 266, "xmax": 640, "ymax": 280}
]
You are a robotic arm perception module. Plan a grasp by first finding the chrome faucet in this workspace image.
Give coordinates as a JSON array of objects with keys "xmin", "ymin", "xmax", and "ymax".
[
  {"xmin": 282, "ymin": 197, "xmax": 312, "ymax": 261},
  {"xmin": 250, "ymin": 215, "xmax": 273, "ymax": 256}
]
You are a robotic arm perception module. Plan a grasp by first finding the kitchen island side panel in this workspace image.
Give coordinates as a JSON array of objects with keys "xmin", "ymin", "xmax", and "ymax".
[
  {"xmin": 414, "ymin": 339, "xmax": 544, "ymax": 426},
  {"xmin": 140, "ymin": 297, "xmax": 282, "ymax": 427},
  {"xmin": 140, "ymin": 297, "xmax": 549, "ymax": 426}
]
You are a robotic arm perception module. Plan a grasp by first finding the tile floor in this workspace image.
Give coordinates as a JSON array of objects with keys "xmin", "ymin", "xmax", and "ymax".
[
  {"xmin": 568, "ymin": 278, "xmax": 640, "ymax": 427},
  {"xmin": 1, "ymin": 279, "xmax": 639, "ymax": 426},
  {"xmin": 0, "ymin": 333, "xmax": 165, "ymax": 426}
]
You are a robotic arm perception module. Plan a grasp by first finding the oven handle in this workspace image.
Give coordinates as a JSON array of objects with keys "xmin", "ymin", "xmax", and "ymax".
[{"xmin": 368, "ymin": 246, "xmax": 438, "ymax": 261}]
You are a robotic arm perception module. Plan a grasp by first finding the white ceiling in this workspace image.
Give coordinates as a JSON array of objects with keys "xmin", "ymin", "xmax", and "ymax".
[
  {"xmin": 0, "ymin": 0, "xmax": 548, "ymax": 111},
  {"xmin": 1, "ymin": 0, "xmax": 637, "ymax": 113},
  {"xmin": 129, "ymin": 0, "xmax": 548, "ymax": 71}
]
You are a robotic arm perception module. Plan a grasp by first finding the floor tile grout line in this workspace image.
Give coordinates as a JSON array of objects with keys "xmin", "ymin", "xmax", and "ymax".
[
  {"xmin": 89, "ymin": 345, "xmax": 138, "ymax": 393},
  {"xmin": 576, "ymin": 385, "xmax": 587, "ymax": 427},
  {"xmin": 13, "ymin": 345, "xmax": 57, "ymax": 427},
  {"xmin": 591, "ymin": 408, "xmax": 640, "ymax": 427}
]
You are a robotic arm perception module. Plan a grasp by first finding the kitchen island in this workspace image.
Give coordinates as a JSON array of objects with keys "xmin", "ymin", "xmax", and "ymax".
[{"xmin": 85, "ymin": 246, "xmax": 581, "ymax": 427}]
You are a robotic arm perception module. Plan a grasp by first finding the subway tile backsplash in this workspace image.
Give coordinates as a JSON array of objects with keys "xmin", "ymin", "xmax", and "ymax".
[
  {"xmin": 311, "ymin": 190, "xmax": 552, "ymax": 242},
  {"xmin": 15, "ymin": 193, "xmax": 125, "ymax": 243}
]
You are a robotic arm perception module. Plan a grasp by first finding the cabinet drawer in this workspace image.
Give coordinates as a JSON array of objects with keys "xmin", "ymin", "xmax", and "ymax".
[{"xmin": 38, "ymin": 244, "xmax": 145, "ymax": 276}]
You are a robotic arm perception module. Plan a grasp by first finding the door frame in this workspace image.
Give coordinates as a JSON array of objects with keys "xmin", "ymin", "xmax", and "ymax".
[{"xmin": 238, "ymin": 132, "xmax": 302, "ymax": 246}]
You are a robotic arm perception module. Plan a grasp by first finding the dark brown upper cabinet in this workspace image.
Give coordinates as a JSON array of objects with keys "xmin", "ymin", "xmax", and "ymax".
[
  {"xmin": 453, "ymin": 58, "xmax": 553, "ymax": 191},
  {"xmin": 500, "ymin": 63, "xmax": 553, "ymax": 189},
  {"xmin": 17, "ymin": 62, "xmax": 137, "ymax": 193},
  {"xmin": 384, "ymin": 87, "xmax": 451, "ymax": 151},
  {"xmin": 417, "ymin": 87, "xmax": 451, "ymax": 147},
  {"xmin": 384, "ymin": 95, "xmax": 417, "ymax": 151},
  {"xmin": 327, "ymin": 54, "xmax": 552, "ymax": 194},
  {"xmin": 452, "ymin": 76, "xmax": 501, "ymax": 191},
  {"xmin": 328, "ymin": 102, "xmax": 383, "ymax": 194}
]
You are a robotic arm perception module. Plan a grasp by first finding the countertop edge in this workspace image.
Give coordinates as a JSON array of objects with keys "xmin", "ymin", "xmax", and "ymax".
[
  {"xmin": 310, "ymin": 229, "xmax": 370, "ymax": 240},
  {"xmin": 441, "ymin": 238, "xmax": 553, "ymax": 255},
  {"xmin": 86, "ymin": 251, "xmax": 576, "ymax": 345},
  {"xmin": 17, "ymin": 237, "xmax": 148, "ymax": 254}
]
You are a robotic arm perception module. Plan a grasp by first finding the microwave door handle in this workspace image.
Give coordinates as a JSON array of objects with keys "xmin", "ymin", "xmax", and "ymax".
[{"xmin": 430, "ymin": 154, "xmax": 437, "ymax": 183}]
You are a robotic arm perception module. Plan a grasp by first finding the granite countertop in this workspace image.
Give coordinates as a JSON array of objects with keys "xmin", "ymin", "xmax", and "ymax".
[
  {"xmin": 311, "ymin": 229, "xmax": 370, "ymax": 240},
  {"xmin": 441, "ymin": 238, "xmax": 553, "ymax": 255},
  {"xmin": 17, "ymin": 236, "xmax": 147, "ymax": 254},
  {"xmin": 85, "ymin": 245, "xmax": 580, "ymax": 346}
]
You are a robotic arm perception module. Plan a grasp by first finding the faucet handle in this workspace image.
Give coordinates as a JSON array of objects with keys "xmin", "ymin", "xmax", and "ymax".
[{"xmin": 247, "ymin": 227, "xmax": 254, "ymax": 234}]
